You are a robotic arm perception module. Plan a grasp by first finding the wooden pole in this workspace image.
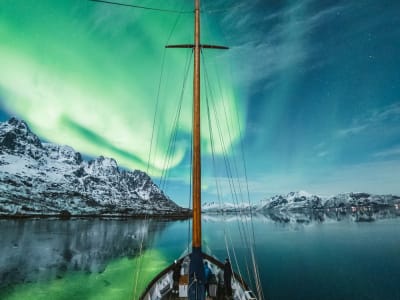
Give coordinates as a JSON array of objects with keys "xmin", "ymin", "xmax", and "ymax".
[{"xmin": 192, "ymin": 0, "xmax": 201, "ymax": 249}]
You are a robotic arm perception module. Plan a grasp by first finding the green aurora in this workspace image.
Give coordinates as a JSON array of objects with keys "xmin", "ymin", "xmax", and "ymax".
[{"xmin": 0, "ymin": 0, "xmax": 243, "ymax": 176}]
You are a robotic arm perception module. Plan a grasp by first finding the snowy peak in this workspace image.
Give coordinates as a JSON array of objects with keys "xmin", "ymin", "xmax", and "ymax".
[
  {"xmin": 256, "ymin": 191, "xmax": 322, "ymax": 211},
  {"xmin": 202, "ymin": 201, "xmax": 253, "ymax": 213},
  {"xmin": 286, "ymin": 190, "xmax": 313, "ymax": 201},
  {"xmin": 258, "ymin": 191, "xmax": 400, "ymax": 211},
  {"xmin": 45, "ymin": 143, "xmax": 83, "ymax": 165},
  {"xmin": 323, "ymin": 192, "xmax": 400, "ymax": 209},
  {"xmin": 0, "ymin": 117, "xmax": 43, "ymax": 158},
  {"xmin": 84, "ymin": 156, "xmax": 119, "ymax": 177}
]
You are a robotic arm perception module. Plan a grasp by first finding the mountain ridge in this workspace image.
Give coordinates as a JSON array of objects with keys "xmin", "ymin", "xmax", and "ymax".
[
  {"xmin": 0, "ymin": 117, "xmax": 189, "ymax": 217},
  {"xmin": 202, "ymin": 190, "xmax": 400, "ymax": 213}
]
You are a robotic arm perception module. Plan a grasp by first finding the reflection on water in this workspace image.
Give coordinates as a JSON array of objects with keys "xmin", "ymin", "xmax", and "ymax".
[
  {"xmin": 265, "ymin": 207, "xmax": 400, "ymax": 224},
  {"xmin": 0, "ymin": 219, "xmax": 169, "ymax": 289},
  {"xmin": 204, "ymin": 207, "xmax": 400, "ymax": 225},
  {"xmin": 1, "ymin": 208, "xmax": 400, "ymax": 300}
]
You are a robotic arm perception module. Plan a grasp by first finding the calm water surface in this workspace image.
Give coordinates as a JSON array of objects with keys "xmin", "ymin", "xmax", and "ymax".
[{"xmin": 1, "ymin": 211, "xmax": 399, "ymax": 300}]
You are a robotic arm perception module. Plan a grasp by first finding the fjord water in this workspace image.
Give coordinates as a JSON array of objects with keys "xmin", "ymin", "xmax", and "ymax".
[{"xmin": 1, "ymin": 213, "xmax": 399, "ymax": 300}]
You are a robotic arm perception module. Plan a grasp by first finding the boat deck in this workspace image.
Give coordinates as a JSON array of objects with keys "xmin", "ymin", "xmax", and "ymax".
[
  {"xmin": 162, "ymin": 286, "xmax": 231, "ymax": 300},
  {"xmin": 162, "ymin": 286, "xmax": 233, "ymax": 300}
]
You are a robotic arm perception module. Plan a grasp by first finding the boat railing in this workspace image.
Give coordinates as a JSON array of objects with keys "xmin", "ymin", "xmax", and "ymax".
[{"xmin": 139, "ymin": 253, "xmax": 256, "ymax": 300}]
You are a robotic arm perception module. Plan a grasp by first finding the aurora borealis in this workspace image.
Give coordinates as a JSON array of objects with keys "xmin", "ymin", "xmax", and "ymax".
[{"xmin": 1, "ymin": 0, "xmax": 400, "ymax": 205}]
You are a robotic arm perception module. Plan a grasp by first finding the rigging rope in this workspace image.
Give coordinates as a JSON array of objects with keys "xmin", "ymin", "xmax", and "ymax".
[
  {"xmin": 202, "ymin": 50, "xmax": 250, "ymax": 277},
  {"xmin": 133, "ymin": 6, "xmax": 187, "ymax": 298},
  {"xmin": 90, "ymin": 0, "xmax": 243, "ymax": 15},
  {"xmin": 159, "ymin": 49, "xmax": 193, "ymax": 190},
  {"xmin": 203, "ymin": 58, "xmax": 251, "ymax": 295},
  {"xmin": 146, "ymin": 10, "xmax": 184, "ymax": 174},
  {"xmin": 201, "ymin": 50, "xmax": 265, "ymax": 298},
  {"xmin": 89, "ymin": 0, "xmax": 192, "ymax": 14}
]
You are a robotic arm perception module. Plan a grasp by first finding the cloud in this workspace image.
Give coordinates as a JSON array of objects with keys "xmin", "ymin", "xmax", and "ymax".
[
  {"xmin": 336, "ymin": 103, "xmax": 400, "ymax": 138},
  {"xmin": 369, "ymin": 103, "xmax": 400, "ymax": 122},
  {"xmin": 336, "ymin": 125, "xmax": 368, "ymax": 137},
  {"xmin": 373, "ymin": 145, "xmax": 400, "ymax": 158},
  {"xmin": 316, "ymin": 151, "xmax": 329, "ymax": 158},
  {"xmin": 220, "ymin": 1, "xmax": 348, "ymax": 88}
]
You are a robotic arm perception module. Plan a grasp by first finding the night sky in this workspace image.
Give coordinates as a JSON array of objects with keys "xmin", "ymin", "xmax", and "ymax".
[{"xmin": 1, "ymin": 0, "xmax": 399, "ymax": 205}]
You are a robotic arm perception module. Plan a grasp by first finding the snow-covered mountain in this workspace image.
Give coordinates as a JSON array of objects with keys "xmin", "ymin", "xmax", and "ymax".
[
  {"xmin": 202, "ymin": 191, "xmax": 324, "ymax": 213},
  {"xmin": 0, "ymin": 118, "xmax": 189, "ymax": 217},
  {"xmin": 202, "ymin": 191, "xmax": 400, "ymax": 213},
  {"xmin": 257, "ymin": 191, "xmax": 323, "ymax": 211},
  {"xmin": 202, "ymin": 201, "xmax": 253, "ymax": 213},
  {"xmin": 257, "ymin": 191, "xmax": 400, "ymax": 211}
]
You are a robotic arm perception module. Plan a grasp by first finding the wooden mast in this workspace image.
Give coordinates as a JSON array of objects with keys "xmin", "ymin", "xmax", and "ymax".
[
  {"xmin": 192, "ymin": 0, "xmax": 201, "ymax": 250},
  {"xmin": 166, "ymin": 1, "xmax": 227, "ymax": 249}
]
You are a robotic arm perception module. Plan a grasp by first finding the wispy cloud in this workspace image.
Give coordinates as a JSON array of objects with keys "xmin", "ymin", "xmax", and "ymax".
[
  {"xmin": 219, "ymin": 1, "xmax": 348, "ymax": 87},
  {"xmin": 336, "ymin": 103, "xmax": 400, "ymax": 138},
  {"xmin": 316, "ymin": 150, "xmax": 329, "ymax": 158},
  {"xmin": 373, "ymin": 145, "xmax": 400, "ymax": 158},
  {"xmin": 336, "ymin": 125, "xmax": 368, "ymax": 137}
]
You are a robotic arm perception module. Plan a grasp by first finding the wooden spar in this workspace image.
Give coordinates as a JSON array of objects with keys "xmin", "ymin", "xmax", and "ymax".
[
  {"xmin": 166, "ymin": 44, "xmax": 228, "ymax": 49},
  {"xmin": 192, "ymin": 0, "xmax": 201, "ymax": 249}
]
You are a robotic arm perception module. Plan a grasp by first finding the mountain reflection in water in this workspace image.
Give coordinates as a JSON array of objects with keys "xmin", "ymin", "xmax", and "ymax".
[
  {"xmin": 202, "ymin": 207, "xmax": 400, "ymax": 224},
  {"xmin": 0, "ymin": 219, "xmax": 170, "ymax": 289},
  {"xmin": 259, "ymin": 207, "xmax": 400, "ymax": 224}
]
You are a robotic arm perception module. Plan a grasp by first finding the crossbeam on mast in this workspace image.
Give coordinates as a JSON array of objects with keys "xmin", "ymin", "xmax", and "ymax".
[{"xmin": 166, "ymin": 44, "xmax": 229, "ymax": 49}]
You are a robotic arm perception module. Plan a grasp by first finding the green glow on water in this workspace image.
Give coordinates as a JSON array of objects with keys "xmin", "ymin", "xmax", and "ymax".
[{"xmin": 1, "ymin": 249, "xmax": 168, "ymax": 300}]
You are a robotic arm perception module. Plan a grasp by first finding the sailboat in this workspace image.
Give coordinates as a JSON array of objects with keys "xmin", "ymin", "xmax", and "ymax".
[
  {"xmin": 138, "ymin": 1, "xmax": 258, "ymax": 299},
  {"xmin": 90, "ymin": 0, "xmax": 261, "ymax": 299}
]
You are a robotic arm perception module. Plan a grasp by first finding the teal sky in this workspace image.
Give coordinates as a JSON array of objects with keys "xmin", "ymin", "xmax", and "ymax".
[{"xmin": 1, "ymin": 0, "xmax": 400, "ymax": 205}]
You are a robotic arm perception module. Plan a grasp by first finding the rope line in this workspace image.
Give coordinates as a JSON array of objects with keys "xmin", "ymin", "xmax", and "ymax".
[
  {"xmin": 159, "ymin": 49, "xmax": 192, "ymax": 190},
  {"xmin": 202, "ymin": 50, "xmax": 265, "ymax": 298},
  {"xmin": 89, "ymin": 0, "xmax": 192, "ymax": 14},
  {"xmin": 147, "ymin": 8, "xmax": 183, "ymax": 174},
  {"xmin": 202, "ymin": 50, "xmax": 251, "ymax": 281},
  {"xmin": 203, "ymin": 51, "xmax": 247, "ymax": 270},
  {"xmin": 133, "ymin": 6, "xmax": 186, "ymax": 298}
]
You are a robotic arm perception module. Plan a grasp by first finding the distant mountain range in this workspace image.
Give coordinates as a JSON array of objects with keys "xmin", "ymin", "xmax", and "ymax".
[
  {"xmin": 202, "ymin": 190, "xmax": 400, "ymax": 213},
  {"xmin": 0, "ymin": 118, "xmax": 189, "ymax": 217}
]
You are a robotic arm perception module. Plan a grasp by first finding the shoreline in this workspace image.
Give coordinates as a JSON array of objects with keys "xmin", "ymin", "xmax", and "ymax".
[{"xmin": 0, "ymin": 212, "xmax": 192, "ymax": 220}]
